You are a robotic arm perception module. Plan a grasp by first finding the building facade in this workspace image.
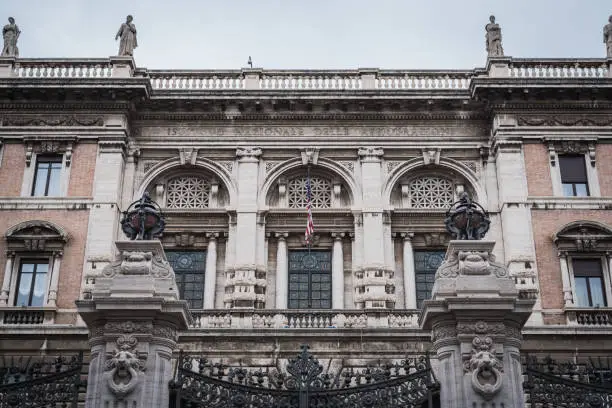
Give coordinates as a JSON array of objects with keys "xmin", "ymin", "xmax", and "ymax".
[{"xmin": 0, "ymin": 47, "xmax": 612, "ymax": 405}]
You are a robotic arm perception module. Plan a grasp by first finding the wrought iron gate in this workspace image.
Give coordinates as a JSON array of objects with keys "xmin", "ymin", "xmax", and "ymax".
[
  {"xmin": 0, "ymin": 353, "xmax": 83, "ymax": 408},
  {"xmin": 169, "ymin": 345, "xmax": 440, "ymax": 408},
  {"xmin": 523, "ymin": 355, "xmax": 612, "ymax": 407}
]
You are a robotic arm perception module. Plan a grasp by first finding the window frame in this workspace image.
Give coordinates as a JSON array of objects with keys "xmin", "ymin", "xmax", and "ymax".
[
  {"xmin": 13, "ymin": 258, "xmax": 51, "ymax": 307},
  {"xmin": 165, "ymin": 250, "xmax": 207, "ymax": 309},
  {"xmin": 549, "ymin": 145, "xmax": 600, "ymax": 198},
  {"xmin": 569, "ymin": 255, "xmax": 611, "ymax": 308},
  {"xmin": 31, "ymin": 155, "xmax": 63, "ymax": 197},
  {"xmin": 287, "ymin": 249, "xmax": 333, "ymax": 310},
  {"xmin": 21, "ymin": 152, "xmax": 70, "ymax": 198},
  {"xmin": 558, "ymin": 155, "xmax": 590, "ymax": 197}
]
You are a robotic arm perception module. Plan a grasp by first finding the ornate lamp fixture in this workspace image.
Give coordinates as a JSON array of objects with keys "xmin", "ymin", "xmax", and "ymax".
[
  {"xmin": 445, "ymin": 193, "xmax": 490, "ymax": 240},
  {"xmin": 120, "ymin": 193, "xmax": 165, "ymax": 240}
]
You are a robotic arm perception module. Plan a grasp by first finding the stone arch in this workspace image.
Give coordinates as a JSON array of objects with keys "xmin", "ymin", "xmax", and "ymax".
[
  {"xmin": 5, "ymin": 220, "xmax": 69, "ymax": 252},
  {"xmin": 383, "ymin": 157, "xmax": 486, "ymax": 209},
  {"xmin": 260, "ymin": 158, "xmax": 360, "ymax": 208},
  {"xmin": 136, "ymin": 158, "xmax": 237, "ymax": 208}
]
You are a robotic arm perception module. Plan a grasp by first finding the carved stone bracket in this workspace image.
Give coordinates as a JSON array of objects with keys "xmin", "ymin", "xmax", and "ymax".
[
  {"xmin": 301, "ymin": 148, "xmax": 319, "ymax": 165},
  {"xmin": 178, "ymin": 147, "xmax": 198, "ymax": 165},
  {"xmin": 422, "ymin": 148, "xmax": 441, "ymax": 165}
]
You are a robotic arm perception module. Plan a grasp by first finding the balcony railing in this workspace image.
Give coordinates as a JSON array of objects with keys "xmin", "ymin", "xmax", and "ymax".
[
  {"xmin": 566, "ymin": 308, "xmax": 612, "ymax": 326},
  {"xmin": 11, "ymin": 58, "xmax": 112, "ymax": 78},
  {"xmin": 189, "ymin": 309, "xmax": 420, "ymax": 329},
  {"xmin": 507, "ymin": 58, "xmax": 609, "ymax": 79}
]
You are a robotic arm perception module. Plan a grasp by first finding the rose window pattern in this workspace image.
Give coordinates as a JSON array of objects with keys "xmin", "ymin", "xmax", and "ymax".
[
  {"xmin": 166, "ymin": 176, "xmax": 211, "ymax": 209},
  {"xmin": 287, "ymin": 177, "xmax": 332, "ymax": 209},
  {"xmin": 408, "ymin": 177, "xmax": 454, "ymax": 209}
]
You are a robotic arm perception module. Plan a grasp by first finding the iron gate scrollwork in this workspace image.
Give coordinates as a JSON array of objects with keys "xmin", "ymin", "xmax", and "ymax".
[
  {"xmin": 0, "ymin": 353, "xmax": 83, "ymax": 408},
  {"xmin": 523, "ymin": 355, "xmax": 612, "ymax": 407},
  {"xmin": 169, "ymin": 345, "xmax": 439, "ymax": 408}
]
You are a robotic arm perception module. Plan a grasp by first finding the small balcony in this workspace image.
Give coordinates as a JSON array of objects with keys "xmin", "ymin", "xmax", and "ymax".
[{"xmin": 566, "ymin": 308, "xmax": 612, "ymax": 326}]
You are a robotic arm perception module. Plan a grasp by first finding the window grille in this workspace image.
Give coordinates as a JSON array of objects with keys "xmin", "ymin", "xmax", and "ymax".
[
  {"xmin": 409, "ymin": 177, "xmax": 454, "ymax": 209},
  {"xmin": 287, "ymin": 176, "xmax": 332, "ymax": 209},
  {"xmin": 166, "ymin": 176, "xmax": 211, "ymax": 209}
]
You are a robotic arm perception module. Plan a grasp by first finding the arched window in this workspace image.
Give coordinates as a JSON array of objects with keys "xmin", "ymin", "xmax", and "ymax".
[
  {"xmin": 287, "ymin": 176, "xmax": 332, "ymax": 209},
  {"xmin": 407, "ymin": 176, "xmax": 454, "ymax": 209},
  {"xmin": 166, "ymin": 176, "xmax": 211, "ymax": 209}
]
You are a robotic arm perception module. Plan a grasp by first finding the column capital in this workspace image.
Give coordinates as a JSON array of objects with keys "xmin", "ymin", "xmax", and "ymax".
[
  {"xmin": 557, "ymin": 250, "xmax": 569, "ymax": 259},
  {"xmin": 52, "ymin": 250, "xmax": 64, "ymax": 258},
  {"xmin": 206, "ymin": 232, "xmax": 219, "ymax": 241},
  {"xmin": 358, "ymin": 147, "xmax": 384, "ymax": 161},
  {"xmin": 331, "ymin": 232, "xmax": 346, "ymax": 240},
  {"xmin": 400, "ymin": 232, "xmax": 415, "ymax": 241},
  {"xmin": 5, "ymin": 250, "xmax": 15, "ymax": 259},
  {"xmin": 236, "ymin": 147, "xmax": 262, "ymax": 162},
  {"xmin": 274, "ymin": 232, "xmax": 289, "ymax": 240}
]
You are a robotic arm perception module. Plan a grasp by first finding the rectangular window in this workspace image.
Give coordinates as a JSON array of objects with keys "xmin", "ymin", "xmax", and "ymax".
[
  {"xmin": 166, "ymin": 251, "xmax": 206, "ymax": 309},
  {"xmin": 414, "ymin": 250, "xmax": 445, "ymax": 308},
  {"xmin": 31, "ymin": 155, "xmax": 63, "ymax": 197},
  {"xmin": 15, "ymin": 259, "xmax": 49, "ymax": 307},
  {"xmin": 559, "ymin": 155, "xmax": 589, "ymax": 197},
  {"xmin": 288, "ymin": 250, "xmax": 332, "ymax": 309},
  {"xmin": 573, "ymin": 259, "xmax": 607, "ymax": 307}
]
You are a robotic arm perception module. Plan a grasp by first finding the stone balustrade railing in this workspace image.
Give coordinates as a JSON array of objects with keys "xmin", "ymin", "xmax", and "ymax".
[
  {"xmin": 10, "ymin": 58, "xmax": 113, "ymax": 78},
  {"xmin": 189, "ymin": 309, "xmax": 420, "ymax": 329},
  {"xmin": 2, "ymin": 57, "xmax": 610, "ymax": 87},
  {"xmin": 566, "ymin": 308, "xmax": 612, "ymax": 326},
  {"xmin": 508, "ymin": 58, "xmax": 610, "ymax": 78},
  {"xmin": 148, "ymin": 70, "xmax": 245, "ymax": 90},
  {"xmin": 376, "ymin": 70, "xmax": 473, "ymax": 89}
]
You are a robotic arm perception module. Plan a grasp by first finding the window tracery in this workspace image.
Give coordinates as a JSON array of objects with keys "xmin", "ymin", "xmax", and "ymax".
[
  {"xmin": 166, "ymin": 176, "xmax": 211, "ymax": 209},
  {"xmin": 408, "ymin": 176, "xmax": 454, "ymax": 209},
  {"xmin": 287, "ymin": 177, "xmax": 332, "ymax": 209}
]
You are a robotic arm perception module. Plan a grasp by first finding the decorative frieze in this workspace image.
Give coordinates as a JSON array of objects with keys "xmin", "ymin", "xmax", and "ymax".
[
  {"xmin": 24, "ymin": 138, "xmax": 75, "ymax": 167},
  {"xmin": 1, "ymin": 115, "xmax": 104, "ymax": 127},
  {"xmin": 517, "ymin": 115, "xmax": 612, "ymax": 127}
]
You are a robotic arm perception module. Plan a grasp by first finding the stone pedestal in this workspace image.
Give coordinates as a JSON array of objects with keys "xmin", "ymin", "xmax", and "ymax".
[
  {"xmin": 420, "ymin": 240, "xmax": 535, "ymax": 408},
  {"xmin": 110, "ymin": 56, "xmax": 135, "ymax": 78},
  {"xmin": 486, "ymin": 56, "xmax": 512, "ymax": 77},
  {"xmin": 77, "ymin": 240, "xmax": 191, "ymax": 408}
]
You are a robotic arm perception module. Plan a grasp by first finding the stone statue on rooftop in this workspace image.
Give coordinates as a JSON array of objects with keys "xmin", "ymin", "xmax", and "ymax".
[
  {"xmin": 115, "ymin": 15, "xmax": 137, "ymax": 57},
  {"xmin": 604, "ymin": 15, "xmax": 612, "ymax": 58},
  {"xmin": 485, "ymin": 15, "xmax": 504, "ymax": 57},
  {"xmin": 1, "ymin": 17, "xmax": 20, "ymax": 57}
]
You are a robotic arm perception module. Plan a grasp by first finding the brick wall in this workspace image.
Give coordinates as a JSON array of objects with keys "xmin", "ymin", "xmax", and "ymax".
[
  {"xmin": 532, "ymin": 210, "xmax": 612, "ymax": 311},
  {"xmin": 0, "ymin": 210, "xmax": 89, "ymax": 310},
  {"xmin": 597, "ymin": 144, "xmax": 612, "ymax": 197},
  {"xmin": 0, "ymin": 144, "xmax": 26, "ymax": 196},
  {"xmin": 68, "ymin": 142, "xmax": 97, "ymax": 197},
  {"xmin": 524, "ymin": 143, "xmax": 553, "ymax": 196}
]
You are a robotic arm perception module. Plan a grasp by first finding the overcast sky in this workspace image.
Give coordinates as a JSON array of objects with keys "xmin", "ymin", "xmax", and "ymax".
[{"xmin": 2, "ymin": 0, "xmax": 611, "ymax": 69}]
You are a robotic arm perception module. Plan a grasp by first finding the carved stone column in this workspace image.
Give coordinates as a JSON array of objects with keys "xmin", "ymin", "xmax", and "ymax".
[
  {"xmin": 46, "ymin": 251, "xmax": 63, "ymax": 307},
  {"xmin": 204, "ymin": 233, "xmax": 218, "ymax": 309},
  {"xmin": 401, "ymin": 233, "xmax": 416, "ymax": 309},
  {"xmin": 331, "ymin": 232, "xmax": 345, "ymax": 309},
  {"xmin": 275, "ymin": 232, "xmax": 289, "ymax": 309},
  {"xmin": 420, "ymin": 240, "xmax": 534, "ymax": 408},
  {"xmin": 0, "ymin": 252, "xmax": 15, "ymax": 305},
  {"xmin": 77, "ymin": 240, "xmax": 191, "ymax": 408},
  {"xmin": 558, "ymin": 251, "xmax": 574, "ymax": 307}
]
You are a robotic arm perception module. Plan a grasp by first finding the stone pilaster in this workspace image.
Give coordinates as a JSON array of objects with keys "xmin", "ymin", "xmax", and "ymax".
[
  {"xmin": 401, "ymin": 232, "xmax": 416, "ymax": 309},
  {"xmin": 357, "ymin": 147, "xmax": 391, "ymax": 309},
  {"xmin": 227, "ymin": 147, "xmax": 262, "ymax": 308},
  {"xmin": 77, "ymin": 240, "xmax": 191, "ymax": 408},
  {"xmin": 420, "ymin": 240, "xmax": 534, "ymax": 408},
  {"xmin": 204, "ymin": 233, "xmax": 218, "ymax": 309},
  {"xmin": 275, "ymin": 232, "xmax": 289, "ymax": 309},
  {"xmin": 331, "ymin": 232, "xmax": 345, "ymax": 309}
]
